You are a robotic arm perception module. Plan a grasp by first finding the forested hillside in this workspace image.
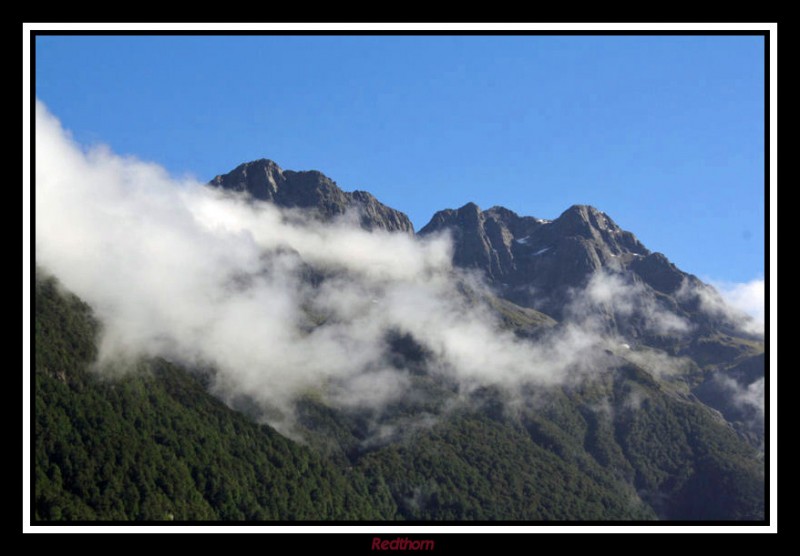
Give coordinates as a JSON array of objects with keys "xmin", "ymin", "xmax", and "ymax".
[
  {"xmin": 33, "ymin": 272, "xmax": 764, "ymax": 521},
  {"xmin": 34, "ymin": 274, "xmax": 396, "ymax": 521}
]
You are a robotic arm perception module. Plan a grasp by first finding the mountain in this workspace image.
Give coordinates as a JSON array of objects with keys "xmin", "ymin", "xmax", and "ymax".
[
  {"xmin": 209, "ymin": 159, "xmax": 414, "ymax": 234},
  {"xmin": 32, "ymin": 271, "xmax": 657, "ymax": 521},
  {"xmin": 419, "ymin": 203, "xmax": 692, "ymax": 314},
  {"xmin": 33, "ymin": 158, "xmax": 766, "ymax": 522},
  {"xmin": 419, "ymin": 203, "xmax": 647, "ymax": 288},
  {"xmin": 33, "ymin": 269, "xmax": 765, "ymax": 521},
  {"xmin": 34, "ymin": 273, "xmax": 398, "ymax": 520},
  {"xmin": 418, "ymin": 201, "xmax": 765, "ymax": 444},
  {"xmin": 419, "ymin": 203, "xmax": 761, "ymax": 352}
]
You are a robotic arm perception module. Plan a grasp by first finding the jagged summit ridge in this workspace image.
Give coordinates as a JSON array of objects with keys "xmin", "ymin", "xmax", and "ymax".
[
  {"xmin": 418, "ymin": 201, "xmax": 703, "ymax": 331},
  {"xmin": 419, "ymin": 202, "xmax": 649, "ymax": 281},
  {"xmin": 209, "ymin": 159, "xmax": 414, "ymax": 234},
  {"xmin": 211, "ymin": 159, "xmax": 712, "ymax": 337}
]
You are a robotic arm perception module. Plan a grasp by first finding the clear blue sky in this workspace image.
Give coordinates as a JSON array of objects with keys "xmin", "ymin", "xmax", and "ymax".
[{"xmin": 35, "ymin": 34, "xmax": 765, "ymax": 284}]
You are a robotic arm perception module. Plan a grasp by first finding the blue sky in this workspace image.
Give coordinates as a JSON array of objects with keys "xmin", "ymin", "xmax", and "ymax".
[{"xmin": 35, "ymin": 34, "xmax": 765, "ymax": 284}]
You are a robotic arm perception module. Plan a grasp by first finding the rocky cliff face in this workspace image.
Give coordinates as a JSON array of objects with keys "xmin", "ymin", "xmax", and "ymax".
[
  {"xmin": 211, "ymin": 158, "xmax": 758, "ymax": 356},
  {"xmin": 419, "ymin": 202, "xmax": 726, "ymax": 343},
  {"xmin": 209, "ymin": 159, "xmax": 414, "ymax": 234},
  {"xmin": 419, "ymin": 203, "xmax": 655, "ymax": 287}
]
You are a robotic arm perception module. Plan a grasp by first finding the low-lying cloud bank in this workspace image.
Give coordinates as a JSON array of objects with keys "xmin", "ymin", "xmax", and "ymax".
[
  {"xmin": 713, "ymin": 279, "xmax": 766, "ymax": 335},
  {"xmin": 718, "ymin": 375, "xmax": 765, "ymax": 418},
  {"xmin": 34, "ymin": 101, "xmax": 762, "ymax": 435},
  {"xmin": 675, "ymin": 278, "xmax": 764, "ymax": 337}
]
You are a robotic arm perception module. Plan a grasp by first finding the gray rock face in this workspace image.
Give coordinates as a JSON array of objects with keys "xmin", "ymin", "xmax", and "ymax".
[
  {"xmin": 419, "ymin": 202, "xmax": 708, "ymax": 333},
  {"xmin": 210, "ymin": 160, "xmax": 756, "ymax": 352},
  {"xmin": 209, "ymin": 159, "xmax": 414, "ymax": 234},
  {"xmin": 420, "ymin": 203, "xmax": 650, "ymax": 288}
]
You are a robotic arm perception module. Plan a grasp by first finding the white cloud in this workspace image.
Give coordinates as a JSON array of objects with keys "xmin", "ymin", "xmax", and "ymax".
[
  {"xmin": 712, "ymin": 279, "xmax": 765, "ymax": 333},
  {"xmin": 575, "ymin": 272, "xmax": 691, "ymax": 336},
  {"xmin": 37, "ymin": 100, "xmax": 609, "ymax": 431},
  {"xmin": 679, "ymin": 278, "xmax": 764, "ymax": 336},
  {"xmin": 36, "ymin": 100, "xmax": 744, "ymax": 438},
  {"xmin": 716, "ymin": 375, "xmax": 765, "ymax": 418}
]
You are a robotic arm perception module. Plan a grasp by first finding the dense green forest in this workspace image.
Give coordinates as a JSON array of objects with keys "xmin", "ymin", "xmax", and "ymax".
[
  {"xmin": 32, "ymin": 273, "xmax": 764, "ymax": 521},
  {"xmin": 34, "ymin": 275, "xmax": 396, "ymax": 521}
]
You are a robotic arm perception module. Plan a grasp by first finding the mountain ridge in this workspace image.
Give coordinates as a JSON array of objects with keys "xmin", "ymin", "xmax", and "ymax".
[
  {"xmin": 209, "ymin": 158, "xmax": 761, "ymax": 346},
  {"xmin": 35, "ymin": 270, "xmax": 764, "ymax": 521},
  {"xmin": 209, "ymin": 159, "xmax": 697, "ymax": 300},
  {"xmin": 32, "ymin": 156, "xmax": 766, "ymax": 522},
  {"xmin": 209, "ymin": 159, "xmax": 415, "ymax": 234},
  {"xmin": 206, "ymin": 157, "xmax": 764, "ymax": 432},
  {"xmin": 209, "ymin": 159, "xmax": 694, "ymax": 297}
]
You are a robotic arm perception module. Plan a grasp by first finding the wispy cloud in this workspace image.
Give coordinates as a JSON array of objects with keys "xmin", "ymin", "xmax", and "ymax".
[
  {"xmin": 677, "ymin": 278, "xmax": 764, "ymax": 337},
  {"xmin": 712, "ymin": 279, "xmax": 765, "ymax": 333},
  {"xmin": 576, "ymin": 272, "xmax": 692, "ymax": 336},
  {"xmin": 36, "ymin": 101, "xmax": 589, "ymax": 427},
  {"xmin": 717, "ymin": 375, "xmax": 765, "ymax": 417},
  {"xmin": 35, "ymin": 100, "xmax": 755, "ymax": 438}
]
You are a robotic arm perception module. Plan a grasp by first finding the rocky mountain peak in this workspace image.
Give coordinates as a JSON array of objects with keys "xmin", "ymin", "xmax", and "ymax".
[
  {"xmin": 209, "ymin": 159, "xmax": 414, "ymax": 234},
  {"xmin": 208, "ymin": 161, "xmax": 720, "ymax": 344},
  {"xmin": 545, "ymin": 204, "xmax": 649, "ymax": 256},
  {"xmin": 557, "ymin": 204, "xmax": 616, "ymax": 233},
  {"xmin": 418, "ymin": 202, "xmax": 688, "ymax": 326},
  {"xmin": 455, "ymin": 202, "xmax": 484, "ymax": 227},
  {"xmin": 483, "ymin": 206, "xmax": 520, "ymax": 223},
  {"xmin": 209, "ymin": 159, "xmax": 285, "ymax": 200}
]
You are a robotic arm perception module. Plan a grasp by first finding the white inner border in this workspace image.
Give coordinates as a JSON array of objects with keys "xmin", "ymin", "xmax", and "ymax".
[{"xmin": 22, "ymin": 21, "xmax": 778, "ymax": 535}]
